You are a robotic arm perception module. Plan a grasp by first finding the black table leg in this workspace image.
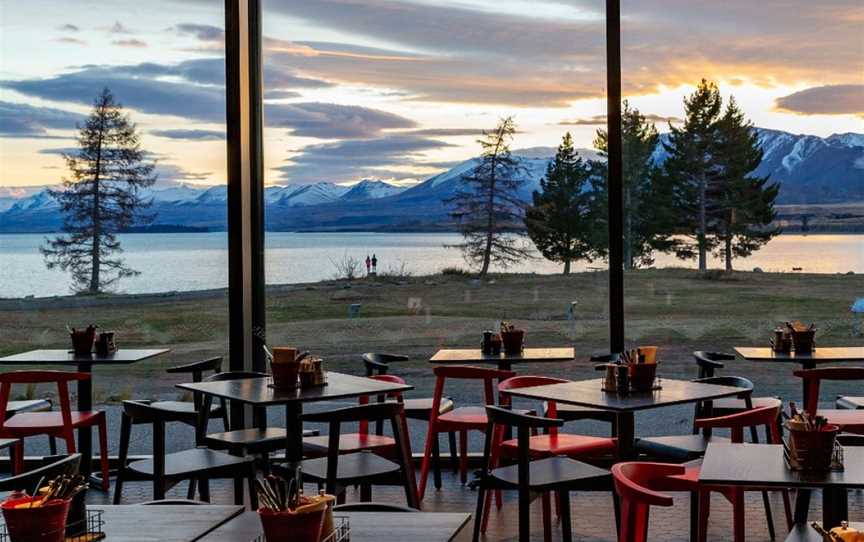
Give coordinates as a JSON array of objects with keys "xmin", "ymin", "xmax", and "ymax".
[
  {"xmin": 616, "ymin": 412, "xmax": 636, "ymax": 460},
  {"xmin": 284, "ymin": 402, "xmax": 303, "ymax": 483},
  {"xmin": 823, "ymin": 487, "xmax": 847, "ymax": 529},
  {"xmin": 76, "ymin": 363, "xmax": 95, "ymax": 485},
  {"xmin": 794, "ymin": 489, "xmax": 811, "ymax": 524}
]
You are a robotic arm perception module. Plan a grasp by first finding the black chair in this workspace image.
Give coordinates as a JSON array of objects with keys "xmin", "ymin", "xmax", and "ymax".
[
  {"xmin": 362, "ymin": 353, "xmax": 457, "ymax": 489},
  {"xmin": 472, "ymin": 406, "xmax": 610, "ymax": 542},
  {"xmin": 332, "ymin": 502, "xmax": 417, "ymax": 513},
  {"xmin": 0, "ymin": 453, "xmax": 81, "ymax": 494},
  {"xmin": 113, "ymin": 400, "xmax": 258, "ymax": 508},
  {"xmin": 153, "ymin": 357, "xmax": 228, "ymax": 431},
  {"xmin": 276, "ymin": 402, "xmax": 419, "ymax": 509},
  {"xmin": 693, "ymin": 351, "xmax": 783, "ymax": 416}
]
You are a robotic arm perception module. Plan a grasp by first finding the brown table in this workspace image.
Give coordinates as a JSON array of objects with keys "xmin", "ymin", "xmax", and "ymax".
[
  {"xmin": 199, "ymin": 510, "xmax": 471, "ymax": 542},
  {"xmin": 699, "ymin": 442, "xmax": 864, "ymax": 529},
  {"xmin": 503, "ymin": 377, "xmax": 747, "ymax": 459},
  {"xmin": 94, "ymin": 504, "xmax": 244, "ymax": 541},
  {"xmin": 0, "ymin": 348, "xmax": 169, "ymax": 483},
  {"xmin": 176, "ymin": 372, "xmax": 413, "ymax": 481},
  {"xmin": 430, "ymin": 347, "xmax": 575, "ymax": 371}
]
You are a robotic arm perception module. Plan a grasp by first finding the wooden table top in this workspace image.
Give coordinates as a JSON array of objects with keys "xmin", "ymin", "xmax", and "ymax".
[
  {"xmin": 699, "ymin": 443, "xmax": 864, "ymax": 488},
  {"xmin": 93, "ymin": 504, "xmax": 243, "ymax": 542},
  {"xmin": 0, "ymin": 348, "xmax": 170, "ymax": 365},
  {"xmin": 199, "ymin": 510, "xmax": 471, "ymax": 542},
  {"xmin": 430, "ymin": 347, "xmax": 575, "ymax": 364},
  {"xmin": 503, "ymin": 378, "xmax": 747, "ymax": 412},
  {"xmin": 176, "ymin": 371, "xmax": 413, "ymax": 406},
  {"xmin": 734, "ymin": 346, "xmax": 864, "ymax": 364}
]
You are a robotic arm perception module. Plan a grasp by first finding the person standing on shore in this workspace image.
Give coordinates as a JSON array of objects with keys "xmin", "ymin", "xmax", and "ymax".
[
  {"xmin": 365, "ymin": 254, "xmax": 371, "ymax": 276},
  {"xmin": 371, "ymin": 254, "xmax": 378, "ymax": 274}
]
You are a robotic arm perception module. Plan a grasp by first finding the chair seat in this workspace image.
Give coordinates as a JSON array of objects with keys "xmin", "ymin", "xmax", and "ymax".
[
  {"xmin": 438, "ymin": 407, "xmax": 532, "ymax": 430},
  {"xmin": 303, "ymin": 433, "xmax": 395, "ymax": 455},
  {"xmin": 837, "ymin": 396, "xmax": 864, "ymax": 410},
  {"xmin": 5, "ymin": 400, "xmax": 52, "ymax": 419},
  {"xmin": 550, "ymin": 403, "xmax": 618, "ymax": 423},
  {"xmin": 300, "ymin": 452, "xmax": 401, "ymax": 484},
  {"xmin": 3, "ymin": 411, "xmax": 103, "ymax": 432},
  {"xmin": 635, "ymin": 434, "xmax": 730, "ymax": 461},
  {"xmin": 127, "ymin": 448, "xmax": 251, "ymax": 478},
  {"xmin": 149, "ymin": 401, "xmax": 222, "ymax": 418},
  {"xmin": 401, "ymin": 397, "xmax": 454, "ymax": 419},
  {"xmin": 817, "ymin": 409, "xmax": 864, "ymax": 433},
  {"xmin": 711, "ymin": 396, "xmax": 782, "ymax": 415},
  {"xmin": 489, "ymin": 456, "xmax": 609, "ymax": 490},
  {"xmin": 205, "ymin": 427, "xmax": 318, "ymax": 453},
  {"xmin": 500, "ymin": 434, "xmax": 617, "ymax": 459}
]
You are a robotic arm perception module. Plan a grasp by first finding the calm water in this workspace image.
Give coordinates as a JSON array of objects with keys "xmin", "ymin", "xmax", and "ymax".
[{"xmin": 0, "ymin": 232, "xmax": 862, "ymax": 298}]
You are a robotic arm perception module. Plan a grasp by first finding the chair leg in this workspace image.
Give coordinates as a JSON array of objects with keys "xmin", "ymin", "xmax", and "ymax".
[
  {"xmin": 459, "ymin": 430, "xmax": 468, "ymax": 485},
  {"xmin": 247, "ymin": 464, "xmax": 259, "ymax": 510},
  {"xmin": 761, "ymin": 490, "xmax": 776, "ymax": 540},
  {"xmin": 732, "ymin": 489, "xmax": 745, "ymax": 542},
  {"xmin": 481, "ymin": 483, "xmax": 493, "ymax": 533},
  {"xmin": 472, "ymin": 484, "xmax": 487, "ymax": 542},
  {"xmin": 48, "ymin": 436, "xmax": 57, "ymax": 455},
  {"xmin": 198, "ymin": 477, "xmax": 211, "ymax": 502},
  {"xmin": 542, "ymin": 492, "xmax": 552, "ymax": 542},
  {"xmin": 187, "ymin": 480, "xmax": 197, "ymax": 500},
  {"xmin": 113, "ymin": 415, "xmax": 132, "ymax": 505},
  {"xmin": 220, "ymin": 399, "xmax": 230, "ymax": 431},
  {"xmin": 518, "ymin": 486, "xmax": 530, "ymax": 542},
  {"xmin": 97, "ymin": 417, "xmax": 110, "ymax": 491},
  {"xmin": 559, "ymin": 490, "xmax": 572, "ymax": 542},
  {"xmin": 448, "ymin": 432, "xmax": 458, "ymax": 472},
  {"xmin": 431, "ymin": 433, "xmax": 442, "ymax": 490},
  {"xmin": 782, "ymin": 489, "xmax": 793, "ymax": 530},
  {"xmin": 698, "ymin": 490, "xmax": 711, "ymax": 542},
  {"xmin": 417, "ymin": 424, "xmax": 437, "ymax": 500},
  {"xmin": 360, "ymin": 484, "xmax": 372, "ymax": 502},
  {"xmin": 11, "ymin": 440, "xmax": 24, "ymax": 475}
]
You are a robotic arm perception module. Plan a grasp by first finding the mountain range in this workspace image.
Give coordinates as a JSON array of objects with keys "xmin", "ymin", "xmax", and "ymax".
[{"xmin": 1, "ymin": 128, "xmax": 861, "ymax": 233}]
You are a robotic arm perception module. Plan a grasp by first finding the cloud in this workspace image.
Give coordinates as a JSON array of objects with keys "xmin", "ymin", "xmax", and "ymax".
[
  {"xmin": 264, "ymin": 89, "xmax": 302, "ymax": 100},
  {"xmin": 112, "ymin": 39, "xmax": 147, "ymax": 48},
  {"xmin": 266, "ymin": 102, "xmax": 416, "ymax": 138},
  {"xmin": 0, "ymin": 101, "xmax": 84, "ymax": 138},
  {"xmin": 153, "ymin": 163, "xmax": 212, "ymax": 182},
  {"xmin": 775, "ymin": 85, "xmax": 864, "ymax": 116},
  {"xmin": 171, "ymin": 23, "xmax": 223, "ymax": 42},
  {"xmin": 102, "ymin": 21, "xmax": 133, "ymax": 34},
  {"xmin": 37, "ymin": 147, "xmax": 79, "ymax": 156},
  {"xmin": 54, "ymin": 37, "xmax": 88, "ymax": 46},
  {"xmin": 151, "ymin": 129, "xmax": 224, "ymax": 141},
  {"xmin": 559, "ymin": 113, "xmax": 683, "ymax": 126},
  {"xmin": 57, "ymin": 24, "xmax": 80, "ymax": 32},
  {"xmin": 276, "ymin": 134, "xmax": 453, "ymax": 183},
  {"xmin": 401, "ymin": 128, "xmax": 483, "ymax": 137}
]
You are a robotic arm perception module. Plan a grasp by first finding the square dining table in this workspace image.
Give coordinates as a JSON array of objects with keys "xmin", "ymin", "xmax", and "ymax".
[
  {"xmin": 0, "ymin": 348, "xmax": 170, "ymax": 483},
  {"xmin": 430, "ymin": 347, "xmax": 576, "ymax": 371},
  {"xmin": 699, "ymin": 442, "xmax": 864, "ymax": 529},
  {"xmin": 503, "ymin": 377, "xmax": 748, "ymax": 459},
  {"xmin": 199, "ymin": 510, "xmax": 471, "ymax": 542},
  {"xmin": 176, "ymin": 371, "xmax": 413, "ymax": 481},
  {"xmin": 93, "ymin": 504, "xmax": 244, "ymax": 541}
]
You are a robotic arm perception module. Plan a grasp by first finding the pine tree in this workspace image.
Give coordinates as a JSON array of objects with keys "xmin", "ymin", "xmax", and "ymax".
[
  {"xmin": 663, "ymin": 79, "xmax": 724, "ymax": 271},
  {"xmin": 41, "ymin": 88, "xmax": 156, "ymax": 294},
  {"xmin": 593, "ymin": 101, "xmax": 677, "ymax": 269},
  {"xmin": 525, "ymin": 133, "xmax": 602, "ymax": 274},
  {"xmin": 712, "ymin": 98, "xmax": 780, "ymax": 272},
  {"xmin": 445, "ymin": 116, "xmax": 531, "ymax": 278}
]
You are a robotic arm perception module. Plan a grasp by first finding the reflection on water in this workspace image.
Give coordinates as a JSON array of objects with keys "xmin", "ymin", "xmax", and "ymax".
[{"xmin": 0, "ymin": 232, "xmax": 861, "ymax": 298}]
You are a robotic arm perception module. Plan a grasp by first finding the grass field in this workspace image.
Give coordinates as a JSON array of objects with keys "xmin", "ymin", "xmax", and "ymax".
[{"xmin": 1, "ymin": 268, "xmax": 862, "ymax": 407}]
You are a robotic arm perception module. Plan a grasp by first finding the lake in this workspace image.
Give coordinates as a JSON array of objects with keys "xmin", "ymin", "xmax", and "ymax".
[{"xmin": 1, "ymin": 232, "xmax": 862, "ymax": 298}]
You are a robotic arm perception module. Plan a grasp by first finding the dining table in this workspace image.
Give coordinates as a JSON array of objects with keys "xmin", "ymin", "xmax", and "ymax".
[
  {"xmin": 699, "ymin": 442, "xmax": 864, "ymax": 530},
  {"xmin": 90, "ymin": 504, "xmax": 244, "ymax": 541},
  {"xmin": 502, "ymin": 377, "xmax": 749, "ymax": 460},
  {"xmin": 429, "ymin": 347, "xmax": 576, "ymax": 371},
  {"xmin": 199, "ymin": 510, "xmax": 472, "ymax": 542},
  {"xmin": 0, "ymin": 348, "xmax": 170, "ymax": 485},
  {"xmin": 176, "ymin": 371, "xmax": 412, "ymax": 482}
]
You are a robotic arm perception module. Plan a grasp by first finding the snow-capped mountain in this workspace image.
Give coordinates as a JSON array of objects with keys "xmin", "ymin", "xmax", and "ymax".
[{"xmin": 1, "ymin": 128, "xmax": 860, "ymax": 232}]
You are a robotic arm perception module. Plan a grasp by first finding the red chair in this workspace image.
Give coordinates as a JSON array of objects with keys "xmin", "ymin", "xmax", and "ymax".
[
  {"xmin": 668, "ymin": 405, "xmax": 792, "ymax": 542},
  {"xmin": 418, "ymin": 365, "xmax": 515, "ymax": 500},
  {"xmin": 0, "ymin": 371, "xmax": 109, "ymax": 490},
  {"xmin": 303, "ymin": 375, "xmax": 405, "ymax": 457},
  {"xmin": 612, "ymin": 462, "xmax": 684, "ymax": 542},
  {"xmin": 795, "ymin": 367, "xmax": 864, "ymax": 434}
]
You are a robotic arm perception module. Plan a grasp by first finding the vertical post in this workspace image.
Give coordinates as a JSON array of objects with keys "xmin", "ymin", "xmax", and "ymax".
[
  {"xmin": 225, "ymin": 0, "xmax": 266, "ymax": 428},
  {"xmin": 606, "ymin": 0, "xmax": 625, "ymax": 353}
]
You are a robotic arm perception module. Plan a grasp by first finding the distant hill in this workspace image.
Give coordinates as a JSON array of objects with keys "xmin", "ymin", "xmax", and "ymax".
[{"xmin": 1, "ymin": 128, "xmax": 861, "ymax": 233}]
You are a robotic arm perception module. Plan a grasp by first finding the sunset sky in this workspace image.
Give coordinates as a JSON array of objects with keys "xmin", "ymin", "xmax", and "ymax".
[{"xmin": 1, "ymin": 0, "xmax": 862, "ymax": 189}]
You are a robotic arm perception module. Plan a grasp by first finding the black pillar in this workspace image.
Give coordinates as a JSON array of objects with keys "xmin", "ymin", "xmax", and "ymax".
[
  {"xmin": 225, "ymin": 0, "xmax": 267, "ymax": 386},
  {"xmin": 606, "ymin": 0, "xmax": 625, "ymax": 353}
]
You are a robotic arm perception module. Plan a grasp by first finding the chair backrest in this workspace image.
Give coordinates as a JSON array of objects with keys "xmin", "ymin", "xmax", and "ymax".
[
  {"xmin": 693, "ymin": 404, "xmax": 782, "ymax": 443},
  {"xmin": 611, "ymin": 462, "xmax": 683, "ymax": 542},
  {"xmin": 689, "ymin": 375, "xmax": 755, "ymax": 431},
  {"xmin": 0, "ymin": 453, "xmax": 81, "ymax": 494},
  {"xmin": 693, "ymin": 351, "xmax": 735, "ymax": 379},
  {"xmin": 794, "ymin": 367, "xmax": 864, "ymax": 415},
  {"xmin": 480, "ymin": 406, "xmax": 563, "ymax": 486},
  {"xmin": 165, "ymin": 356, "xmax": 223, "ymax": 382},
  {"xmin": 499, "ymin": 375, "xmax": 569, "ymax": 436},
  {"xmin": 428, "ymin": 365, "xmax": 514, "ymax": 430},
  {"xmin": 361, "ymin": 353, "xmax": 410, "ymax": 376},
  {"xmin": 359, "ymin": 375, "xmax": 407, "ymax": 435},
  {"xmin": 0, "ymin": 371, "xmax": 89, "ymax": 432},
  {"xmin": 332, "ymin": 502, "xmax": 417, "ymax": 513}
]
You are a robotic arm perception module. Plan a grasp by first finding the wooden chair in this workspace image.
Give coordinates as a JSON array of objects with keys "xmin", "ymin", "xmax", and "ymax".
[
  {"xmin": 362, "ymin": 353, "xmax": 458, "ymax": 488},
  {"xmin": 0, "ymin": 371, "xmax": 109, "ymax": 490},
  {"xmin": 612, "ymin": 462, "xmax": 685, "ymax": 542},
  {"xmin": 154, "ymin": 357, "xmax": 228, "ymax": 431},
  {"xmin": 5, "ymin": 399, "xmax": 56, "ymax": 456},
  {"xmin": 113, "ymin": 400, "xmax": 258, "ymax": 507},
  {"xmin": 693, "ymin": 351, "xmax": 783, "ymax": 416},
  {"xmin": 418, "ymin": 365, "xmax": 516, "ymax": 500},
  {"xmin": 471, "ymin": 406, "xmax": 610, "ymax": 542},
  {"xmin": 276, "ymin": 402, "xmax": 418, "ymax": 509},
  {"xmin": 0, "ymin": 453, "xmax": 81, "ymax": 494},
  {"xmin": 795, "ymin": 367, "xmax": 864, "ymax": 434}
]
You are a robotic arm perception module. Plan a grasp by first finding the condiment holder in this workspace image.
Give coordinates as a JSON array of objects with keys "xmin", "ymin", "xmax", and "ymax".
[
  {"xmin": 598, "ymin": 347, "xmax": 660, "ymax": 394},
  {"xmin": 784, "ymin": 402, "xmax": 843, "ymax": 471},
  {"xmin": 499, "ymin": 321, "xmax": 525, "ymax": 355}
]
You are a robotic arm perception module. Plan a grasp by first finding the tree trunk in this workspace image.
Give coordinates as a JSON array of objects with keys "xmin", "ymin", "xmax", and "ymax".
[
  {"xmin": 89, "ymin": 102, "xmax": 106, "ymax": 294},
  {"xmin": 725, "ymin": 234, "xmax": 733, "ymax": 273},
  {"xmin": 698, "ymin": 174, "xmax": 707, "ymax": 272},
  {"xmin": 563, "ymin": 258, "xmax": 571, "ymax": 275},
  {"xmin": 623, "ymin": 186, "xmax": 633, "ymax": 270}
]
